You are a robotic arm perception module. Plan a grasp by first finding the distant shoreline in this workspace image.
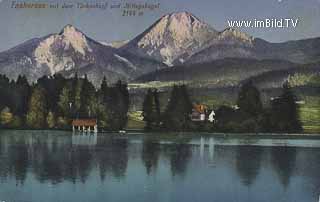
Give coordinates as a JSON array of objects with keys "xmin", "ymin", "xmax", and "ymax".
[{"xmin": 1, "ymin": 129, "xmax": 319, "ymax": 139}]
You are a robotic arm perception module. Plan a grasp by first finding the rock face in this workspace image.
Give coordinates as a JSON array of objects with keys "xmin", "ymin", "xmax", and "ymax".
[
  {"xmin": 0, "ymin": 25, "xmax": 166, "ymax": 85},
  {"xmin": 34, "ymin": 25, "xmax": 94, "ymax": 75},
  {"xmin": 122, "ymin": 12, "xmax": 218, "ymax": 66}
]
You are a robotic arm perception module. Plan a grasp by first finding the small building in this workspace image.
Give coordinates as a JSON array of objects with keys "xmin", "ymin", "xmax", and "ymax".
[
  {"xmin": 72, "ymin": 119, "xmax": 98, "ymax": 133},
  {"xmin": 208, "ymin": 110, "xmax": 216, "ymax": 123},
  {"xmin": 191, "ymin": 104, "xmax": 207, "ymax": 122}
]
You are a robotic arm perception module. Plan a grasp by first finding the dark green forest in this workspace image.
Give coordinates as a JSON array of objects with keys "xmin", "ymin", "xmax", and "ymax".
[
  {"xmin": 142, "ymin": 82, "xmax": 303, "ymax": 133},
  {"xmin": 0, "ymin": 73, "xmax": 303, "ymax": 133},
  {"xmin": 0, "ymin": 74, "xmax": 129, "ymax": 131}
]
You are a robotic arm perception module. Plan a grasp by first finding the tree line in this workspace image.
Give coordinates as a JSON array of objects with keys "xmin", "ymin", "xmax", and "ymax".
[
  {"xmin": 0, "ymin": 73, "xmax": 302, "ymax": 133},
  {"xmin": 142, "ymin": 81, "xmax": 303, "ymax": 133},
  {"xmin": 0, "ymin": 74, "xmax": 129, "ymax": 130}
]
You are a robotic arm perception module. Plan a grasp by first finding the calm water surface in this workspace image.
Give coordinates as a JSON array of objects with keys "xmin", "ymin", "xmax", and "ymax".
[{"xmin": 0, "ymin": 130, "xmax": 320, "ymax": 202}]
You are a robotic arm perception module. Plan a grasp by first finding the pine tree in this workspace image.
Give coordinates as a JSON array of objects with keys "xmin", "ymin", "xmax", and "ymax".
[
  {"xmin": 106, "ymin": 80, "xmax": 129, "ymax": 130},
  {"xmin": 115, "ymin": 80, "xmax": 129, "ymax": 130},
  {"xmin": 163, "ymin": 85, "xmax": 192, "ymax": 131},
  {"xmin": 97, "ymin": 76, "xmax": 110, "ymax": 129},
  {"xmin": 37, "ymin": 74, "xmax": 66, "ymax": 114},
  {"xmin": 58, "ymin": 86, "xmax": 71, "ymax": 117},
  {"xmin": 71, "ymin": 73, "xmax": 82, "ymax": 115},
  {"xmin": 80, "ymin": 75, "xmax": 97, "ymax": 118},
  {"xmin": 26, "ymin": 86, "xmax": 47, "ymax": 128},
  {"xmin": 0, "ymin": 75, "xmax": 10, "ymax": 111},
  {"xmin": 15, "ymin": 75, "xmax": 31, "ymax": 115},
  {"xmin": 142, "ymin": 89, "xmax": 161, "ymax": 130},
  {"xmin": 100, "ymin": 76, "xmax": 108, "ymax": 97},
  {"xmin": 270, "ymin": 83, "xmax": 302, "ymax": 133},
  {"xmin": 237, "ymin": 80, "xmax": 263, "ymax": 116},
  {"xmin": 153, "ymin": 89, "xmax": 161, "ymax": 127}
]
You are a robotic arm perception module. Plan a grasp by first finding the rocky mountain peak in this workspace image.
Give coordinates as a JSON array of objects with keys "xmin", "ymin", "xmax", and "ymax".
[
  {"xmin": 124, "ymin": 11, "xmax": 218, "ymax": 66},
  {"xmin": 162, "ymin": 11, "xmax": 206, "ymax": 28},
  {"xmin": 33, "ymin": 24, "xmax": 93, "ymax": 75},
  {"xmin": 60, "ymin": 24, "xmax": 78, "ymax": 33},
  {"xmin": 219, "ymin": 28, "xmax": 254, "ymax": 44},
  {"xmin": 58, "ymin": 24, "xmax": 92, "ymax": 54},
  {"xmin": 0, "ymin": 24, "xmax": 167, "ymax": 85}
]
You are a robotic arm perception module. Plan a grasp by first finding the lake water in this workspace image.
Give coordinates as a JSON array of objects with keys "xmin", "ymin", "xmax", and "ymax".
[{"xmin": 0, "ymin": 130, "xmax": 320, "ymax": 202}]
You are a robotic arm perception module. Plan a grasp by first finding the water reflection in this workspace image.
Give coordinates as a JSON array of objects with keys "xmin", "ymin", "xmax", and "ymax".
[
  {"xmin": 0, "ymin": 131, "xmax": 320, "ymax": 202},
  {"xmin": 236, "ymin": 146, "xmax": 263, "ymax": 186},
  {"xmin": 208, "ymin": 138, "xmax": 215, "ymax": 162},
  {"xmin": 72, "ymin": 132, "xmax": 97, "ymax": 146},
  {"xmin": 8, "ymin": 138, "xmax": 29, "ymax": 185},
  {"xmin": 271, "ymin": 147, "xmax": 297, "ymax": 188},
  {"xmin": 166, "ymin": 143, "xmax": 192, "ymax": 177},
  {"xmin": 0, "ymin": 132, "xmax": 129, "ymax": 185},
  {"xmin": 142, "ymin": 138, "xmax": 160, "ymax": 175}
]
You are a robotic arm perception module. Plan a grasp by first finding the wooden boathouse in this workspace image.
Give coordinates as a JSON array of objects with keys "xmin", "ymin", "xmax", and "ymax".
[{"xmin": 72, "ymin": 119, "xmax": 98, "ymax": 133}]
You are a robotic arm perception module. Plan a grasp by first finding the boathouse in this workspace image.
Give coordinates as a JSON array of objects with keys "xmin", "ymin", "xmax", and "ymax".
[{"xmin": 72, "ymin": 119, "xmax": 98, "ymax": 133}]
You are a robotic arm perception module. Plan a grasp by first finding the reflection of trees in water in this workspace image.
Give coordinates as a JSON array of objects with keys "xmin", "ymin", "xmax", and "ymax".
[
  {"xmin": 0, "ymin": 136, "xmax": 8, "ymax": 180},
  {"xmin": 0, "ymin": 136, "xmax": 29, "ymax": 185},
  {"xmin": 8, "ymin": 138, "xmax": 29, "ymax": 185},
  {"xmin": 236, "ymin": 146, "xmax": 263, "ymax": 186},
  {"xmin": 296, "ymin": 148, "xmax": 320, "ymax": 194},
  {"xmin": 97, "ymin": 137, "xmax": 128, "ymax": 181},
  {"xmin": 142, "ymin": 138, "xmax": 160, "ymax": 175},
  {"xmin": 0, "ymin": 135, "xmax": 129, "ymax": 184},
  {"xmin": 30, "ymin": 138, "xmax": 71, "ymax": 184},
  {"xmin": 77, "ymin": 147, "xmax": 94, "ymax": 183},
  {"xmin": 271, "ymin": 147, "xmax": 297, "ymax": 188},
  {"xmin": 163, "ymin": 143, "xmax": 192, "ymax": 177}
]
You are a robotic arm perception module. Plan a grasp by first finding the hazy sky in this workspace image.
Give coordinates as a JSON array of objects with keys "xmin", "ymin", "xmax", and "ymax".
[{"xmin": 0, "ymin": 0, "xmax": 320, "ymax": 51}]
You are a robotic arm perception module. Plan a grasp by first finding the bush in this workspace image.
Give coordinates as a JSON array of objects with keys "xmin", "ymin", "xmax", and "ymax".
[
  {"xmin": 0, "ymin": 107, "xmax": 13, "ymax": 126},
  {"xmin": 47, "ymin": 112, "xmax": 56, "ymax": 129}
]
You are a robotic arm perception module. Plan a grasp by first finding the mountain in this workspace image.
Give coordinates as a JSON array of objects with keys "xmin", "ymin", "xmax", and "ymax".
[
  {"xmin": 179, "ymin": 28, "xmax": 255, "ymax": 65},
  {"xmin": 122, "ymin": 11, "xmax": 219, "ymax": 66},
  {"xmin": 252, "ymin": 37, "xmax": 320, "ymax": 64},
  {"xmin": 122, "ymin": 12, "xmax": 319, "ymax": 66},
  {"xmin": 135, "ymin": 58, "xmax": 320, "ymax": 88},
  {"xmin": 124, "ymin": 11, "xmax": 320, "ymax": 88},
  {"xmin": 186, "ymin": 36, "xmax": 320, "ymax": 65},
  {"xmin": 1, "ymin": 11, "xmax": 320, "ymax": 86},
  {"xmin": 0, "ymin": 25, "xmax": 166, "ymax": 85}
]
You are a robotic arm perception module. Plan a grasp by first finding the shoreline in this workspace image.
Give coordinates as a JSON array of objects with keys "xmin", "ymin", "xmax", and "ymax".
[{"xmin": 1, "ymin": 129, "xmax": 320, "ymax": 139}]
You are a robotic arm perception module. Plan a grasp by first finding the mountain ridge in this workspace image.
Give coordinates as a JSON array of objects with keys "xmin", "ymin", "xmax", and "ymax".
[
  {"xmin": 122, "ymin": 11, "xmax": 219, "ymax": 66},
  {"xmin": 134, "ymin": 57, "xmax": 320, "ymax": 89},
  {"xmin": 0, "ymin": 11, "xmax": 320, "ymax": 86},
  {"xmin": 0, "ymin": 24, "xmax": 167, "ymax": 85}
]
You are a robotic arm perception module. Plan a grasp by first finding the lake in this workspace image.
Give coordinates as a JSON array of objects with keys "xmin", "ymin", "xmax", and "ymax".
[{"xmin": 0, "ymin": 130, "xmax": 320, "ymax": 202}]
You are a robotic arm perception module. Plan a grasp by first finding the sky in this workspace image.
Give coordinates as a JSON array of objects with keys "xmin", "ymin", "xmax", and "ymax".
[{"xmin": 0, "ymin": 0, "xmax": 320, "ymax": 51}]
